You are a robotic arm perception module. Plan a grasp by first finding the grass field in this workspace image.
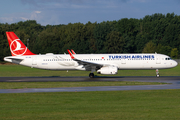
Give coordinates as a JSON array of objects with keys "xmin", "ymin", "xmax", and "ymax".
[
  {"xmin": 1, "ymin": 90, "xmax": 180, "ymax": 120},
  {"xmin": 0, "ymin": 64, "xmax": 179, "ymax": 77},
  {"xmin": 0, "ymin": 81, "xmax": 166, "ymax": 89}
]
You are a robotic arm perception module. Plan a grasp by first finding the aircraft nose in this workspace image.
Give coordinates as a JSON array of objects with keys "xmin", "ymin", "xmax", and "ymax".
[{"xmin": 173, "ymin": 60, "xmax": 178, "ymax": 67}]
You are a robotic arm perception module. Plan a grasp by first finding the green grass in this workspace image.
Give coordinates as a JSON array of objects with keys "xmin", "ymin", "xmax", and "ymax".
[
  {"xmin": 0, "ymin": 90, "xmax": 180, "ymax": 120},
  {"xmin": 0, "ymin": 64, "xmax": 179, "ymax": 77},
  {"xmin": 0, "ymin": 81, "xmax": 166, "ymax": 89}
]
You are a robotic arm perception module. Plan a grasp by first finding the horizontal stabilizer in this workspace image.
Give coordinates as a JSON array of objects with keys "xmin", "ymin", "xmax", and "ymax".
[{"xmin": 4, "ymin": 57, "xmax": 23, "ymax": 64}]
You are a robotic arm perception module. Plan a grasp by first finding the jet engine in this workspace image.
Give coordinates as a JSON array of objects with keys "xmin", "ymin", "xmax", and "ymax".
[{"xmin": 97, "ymin": 66, "xmax": 118, "ymax": 75}]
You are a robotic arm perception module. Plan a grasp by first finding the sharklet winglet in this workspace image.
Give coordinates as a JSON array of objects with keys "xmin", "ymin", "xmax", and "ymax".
[{"xmin": 67, "ymin": 49, "xmax": 75, "ymax": 59}]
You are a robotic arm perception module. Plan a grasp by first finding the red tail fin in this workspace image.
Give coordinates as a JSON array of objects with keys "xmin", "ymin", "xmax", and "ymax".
[{"xmin": 6, "ymin": 32, "xmax": 36, "ymax": 56}]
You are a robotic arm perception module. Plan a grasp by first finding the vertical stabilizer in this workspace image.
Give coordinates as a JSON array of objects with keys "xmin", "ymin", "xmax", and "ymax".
[{"xmin": 6, "ymin": 32, "xmax": 36, "ymax": 56}]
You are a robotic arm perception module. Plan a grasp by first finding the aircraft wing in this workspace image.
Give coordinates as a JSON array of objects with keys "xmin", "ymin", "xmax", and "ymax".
[{"xmin": 67, "ymin": 50, "xmax": 104, "ymax": 70}]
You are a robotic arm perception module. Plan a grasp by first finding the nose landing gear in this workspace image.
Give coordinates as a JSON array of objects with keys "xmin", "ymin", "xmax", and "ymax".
[{"xmin": 156, "ymin": 69, "xmax": 160, "ymax": 77}]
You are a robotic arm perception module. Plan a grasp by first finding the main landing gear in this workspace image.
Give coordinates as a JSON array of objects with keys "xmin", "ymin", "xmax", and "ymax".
[
  {"xmin": 156, "ymin": 69, "xmax": 160, "ymax": 77},
  {"xmin": 89, "ymin": 66, "xmax": 96, "ymax": 78},
  {"xmin": 89, "ymin": 73, "xmax": 94, "ymax": 78}
]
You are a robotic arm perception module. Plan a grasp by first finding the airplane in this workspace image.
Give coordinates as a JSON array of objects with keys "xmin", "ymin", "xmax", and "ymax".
[{"xmin": 4, "ymin": 32, "xmax": 178, "ymax": 78}]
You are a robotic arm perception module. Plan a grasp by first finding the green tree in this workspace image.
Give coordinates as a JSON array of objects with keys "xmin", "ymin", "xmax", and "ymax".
[
  {"xmin": 93, "ymin": 22, "xmax": 112, "ymax": 53},
  {"xmin": 105, "ymin": 31, "xmax": 124, "ymax": 53},
  {"xmin": 171, "ymin": 48, "xmax": 178, "ymax": 58},
  {"xmin": 158, "ymin": 46, "xmax": 172, "ymax": 56},
  {"xmin": 142, "ymin": 41, "xmax": 156, "ymax": 53}
]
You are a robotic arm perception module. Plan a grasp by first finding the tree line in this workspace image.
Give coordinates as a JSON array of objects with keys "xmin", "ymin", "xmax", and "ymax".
[{"xmin": 0, "ymin": 13, "xmax": 180, "ymax": 61}]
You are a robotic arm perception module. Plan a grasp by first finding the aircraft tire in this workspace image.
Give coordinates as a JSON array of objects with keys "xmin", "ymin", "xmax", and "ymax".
[
  {"xmin": 89, "ymin": 73, "xmax": 94, "ymax": 78},
  {"xmin": 156, "ymin": 74, "xmax": 160, "ymax": 77}
]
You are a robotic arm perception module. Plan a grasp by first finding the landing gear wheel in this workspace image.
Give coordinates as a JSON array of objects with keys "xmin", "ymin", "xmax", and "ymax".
[
  {"xmin": 156, "ymin": 69, "xmax": 160, "ymax": 78},
  {"xmin": 89, "ymin": 73, "xmax": 94, "ymax": 78}
]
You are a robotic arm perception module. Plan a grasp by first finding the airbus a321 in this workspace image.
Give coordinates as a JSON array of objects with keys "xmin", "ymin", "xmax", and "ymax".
[{"xmin": 4, "ymin": 32, "xmax": 178, "ymax": 78}]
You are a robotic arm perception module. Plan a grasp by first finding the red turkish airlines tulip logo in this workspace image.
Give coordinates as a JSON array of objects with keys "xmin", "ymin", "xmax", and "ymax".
[{"xmin": 10, "ymin": 39, "xmax": 27, "ymax": 56}]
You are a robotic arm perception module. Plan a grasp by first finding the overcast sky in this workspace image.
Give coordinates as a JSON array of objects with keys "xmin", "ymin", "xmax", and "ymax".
[{"xmin": 0, "ymin": 0, "xmax": 180, "ymax": 25}]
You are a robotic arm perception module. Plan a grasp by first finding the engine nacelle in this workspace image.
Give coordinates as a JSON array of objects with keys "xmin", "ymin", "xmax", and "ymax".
[{"xmin": 97, "ymin": 66, "xmax": 118, "ymax": 75}]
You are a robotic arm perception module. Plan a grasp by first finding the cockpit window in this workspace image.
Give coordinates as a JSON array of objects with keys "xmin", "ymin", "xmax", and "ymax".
[{"xmin": 165, "ymin": 58, "xmax": 172, "ymax": 60}]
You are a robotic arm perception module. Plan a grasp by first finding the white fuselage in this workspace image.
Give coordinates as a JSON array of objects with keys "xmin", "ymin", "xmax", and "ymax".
[{"xmin": 4, "ymin": 53, "xmax": 178, "ymax": 71}]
